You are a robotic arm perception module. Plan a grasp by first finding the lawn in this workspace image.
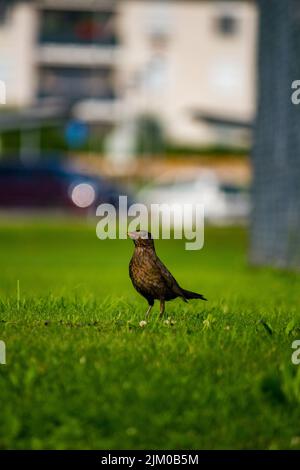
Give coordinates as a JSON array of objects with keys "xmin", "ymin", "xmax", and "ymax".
[{"xmin": 0, "ymin": 220, "xmax": 300, "ymax": 449}]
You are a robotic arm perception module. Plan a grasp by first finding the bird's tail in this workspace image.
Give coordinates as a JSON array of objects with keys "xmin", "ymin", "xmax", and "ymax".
[{"xmin": 181, "ymin": 289, "xmax": 207, "ymax": 301}]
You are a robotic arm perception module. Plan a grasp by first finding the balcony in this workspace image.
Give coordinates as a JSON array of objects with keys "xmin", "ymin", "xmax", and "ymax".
[
  {"xmin": 36, "ymin": 7, "xmax": 120, "ymax": 66},
  {"xmin": 36, "ymin": 44, "xmax": 120, "ymax": 67},
  {"xmin": 36, "ymin": 1, "xmax": 117, "ymax": 11},
  {"xmin": 37, "ymin": 66, "xmax": 117, "ymax": 102}
]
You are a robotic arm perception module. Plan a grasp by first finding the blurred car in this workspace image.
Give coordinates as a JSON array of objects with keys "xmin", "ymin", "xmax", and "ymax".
[
  {"xmin": 0, "ymin": 159, "xmax": 125, "ymax": 213},
  {"xmin": 137, "ymin": 171, "xmax": 250, "ymax": 225}
]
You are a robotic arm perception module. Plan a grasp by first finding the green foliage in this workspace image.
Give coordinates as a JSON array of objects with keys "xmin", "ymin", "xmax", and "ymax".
[
  {"xmin": 0, "ymin": 223, "xmax": 300, "ymax": 449},
  {"xmin": 0, "ymin": 126, "xmax": 106, "ymax": 155},
  {"xmin": 135, "ymin": 115, "xmax": 165, "ymax": 157},
  {"xmin": 164, "ymin": 144, "xmax": 248, "ymax": 158}
]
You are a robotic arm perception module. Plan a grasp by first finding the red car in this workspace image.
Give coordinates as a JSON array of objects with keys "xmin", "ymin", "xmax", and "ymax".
[{"xmin": 0, "ymin": 159, "xmax": 124, "ymax": 213}]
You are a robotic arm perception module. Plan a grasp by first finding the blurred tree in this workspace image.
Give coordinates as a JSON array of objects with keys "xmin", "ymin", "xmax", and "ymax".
[
  {"xmin": 251, "ymin": 0, "xmax": 300, "ymax": 268},
  {"xmin": 135, "ymin": 114, "xmax": 165, "ymax": 158}
]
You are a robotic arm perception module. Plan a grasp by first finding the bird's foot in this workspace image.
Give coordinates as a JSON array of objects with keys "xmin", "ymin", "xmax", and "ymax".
[
  {"xmin": 145, "ymin": 304, "xmax": 153, "ymax": 319},
  {"xmin": 159, "ymin": 300, "xmax": 165, "ymax": 319}
]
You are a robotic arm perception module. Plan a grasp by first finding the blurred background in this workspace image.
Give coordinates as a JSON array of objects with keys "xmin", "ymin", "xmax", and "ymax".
[
  {"xmin": 0, "ymin": 0, "xmax": 255, "ymax": 222},
  {"xmin": 0, "ymin": 0, "xmax": 298, "ymax": 268}
]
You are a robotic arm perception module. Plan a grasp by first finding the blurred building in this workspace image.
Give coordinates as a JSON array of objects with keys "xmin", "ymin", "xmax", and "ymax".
[
  {"xmin": 0, "ymin": 0, "xmax": 37, "ymax": 106},
  {"xmin": 0, "ymin": 0, "xmax": 257, "ymax": 148}
]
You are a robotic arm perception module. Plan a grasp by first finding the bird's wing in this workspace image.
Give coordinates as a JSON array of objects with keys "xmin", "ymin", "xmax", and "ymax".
[{"xmin": 154, "ymin": 256, "xmax": 185, "ymax": 298}]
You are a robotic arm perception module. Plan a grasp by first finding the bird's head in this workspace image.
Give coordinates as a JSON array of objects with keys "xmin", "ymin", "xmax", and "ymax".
[{"xmin": 128, "ymin": 230, "xmax": 155, "ymax": 249}]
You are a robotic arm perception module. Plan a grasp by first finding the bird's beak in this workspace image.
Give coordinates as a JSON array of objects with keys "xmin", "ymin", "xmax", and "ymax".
[{"xmin": 128, "ymin": 231, "xmax": 138, "ymax": 240}]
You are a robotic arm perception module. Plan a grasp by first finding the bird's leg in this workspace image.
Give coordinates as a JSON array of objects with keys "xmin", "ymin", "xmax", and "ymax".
[
  {"xmin": 145, "ymin": 304, "xmax": 153, "ymax": 319},
  {"xmin": 159, "ymin": 299, "xmax": 165, "ymax": 318}
]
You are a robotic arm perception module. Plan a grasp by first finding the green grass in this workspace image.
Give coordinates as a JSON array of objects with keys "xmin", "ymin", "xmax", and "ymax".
[{"xmin": 1, "ymin": 221, "xmax": 300, "ymax": 450}]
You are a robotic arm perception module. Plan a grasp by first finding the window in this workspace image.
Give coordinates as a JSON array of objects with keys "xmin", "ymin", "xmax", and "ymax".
[
  {"xmin": 38, "ymin": 66, "xmax": 116, "ymax": 102},
  {"xmin": 215, "ymin": 14, "xmax": 239, "ymax": 36},
  {"xmin": 39, "ymin": 9, "xmax": 118, "ymax": 46},
  {"xmin": 0, "ymin": 1, "xmax": 10, "ymax": 25}
]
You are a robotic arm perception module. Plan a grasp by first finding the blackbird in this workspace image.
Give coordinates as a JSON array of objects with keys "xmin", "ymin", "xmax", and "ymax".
[{"xmin": 128, "ymin": 230, "xmax": 207, "ymax": 318}]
